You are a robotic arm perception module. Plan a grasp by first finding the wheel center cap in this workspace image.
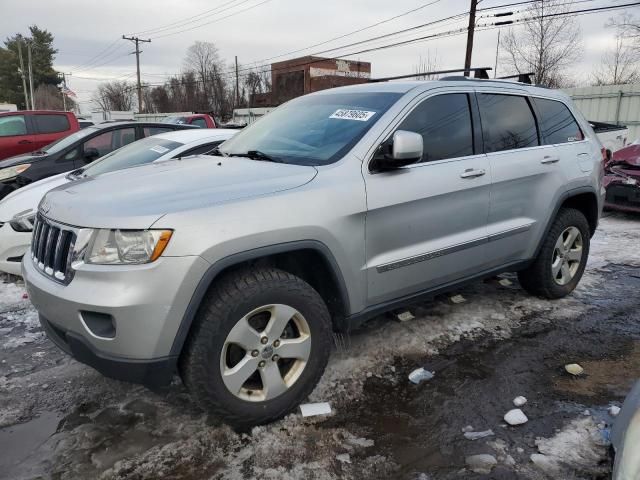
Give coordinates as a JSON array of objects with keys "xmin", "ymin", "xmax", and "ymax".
[{"xmin": 261, "ymin": 345, "xmax": 274, "ymax": 359}]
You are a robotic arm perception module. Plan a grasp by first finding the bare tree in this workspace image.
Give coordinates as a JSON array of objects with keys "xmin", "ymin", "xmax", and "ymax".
[
  {"xmin": 184, "ymin": 41, "xmax": 224, "ymax": 110},
  {"xmin": 610, "ymin": 11, "xmax": 640, "ymax": 46},
  {"xmin": 413, "ymin": 51, "xmax": 441, "ymax": 79},
  {"xmin": 593, "ymin": 12, "xmax": 639, "ymax": 85},
  {"xmin": 33, "ymin": 84, "xmax": 76, "ymax": 111},
  {"xmin": 92, "ymin": 81, "xmax": 135, "ymax": 111},
  {"xmin": 501, "ymin": 0, "xmax": 581, "ymax": 87}
]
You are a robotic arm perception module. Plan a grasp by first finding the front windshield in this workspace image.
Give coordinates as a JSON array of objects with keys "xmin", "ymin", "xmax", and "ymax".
[
  {"xmin": 42, "ymin": 127, "xmax": 97, "ymax": 154},
  {"xmin": 219, "ymin": 91, "xmax": 402, "ymax": 166},
  {"xmin": 80, "ymin": 137, "xmax": 183, "ymax": 177}
]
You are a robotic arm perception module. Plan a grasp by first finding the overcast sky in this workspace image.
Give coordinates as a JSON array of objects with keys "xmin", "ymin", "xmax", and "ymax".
[{"xmin": 2, "ymin": 0, "xmax": 635, "ymax": 113}]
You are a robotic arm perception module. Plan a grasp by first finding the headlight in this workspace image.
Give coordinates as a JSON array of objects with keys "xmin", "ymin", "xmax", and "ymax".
[
  {"xmin": 85, "ymin": 229, "xmax": 173, "ymax": 265},
  {"xmin": 0, "ymin": 164, "xmax": 31, "ymax": 182},
  {"xmin": 9, "ymin": 209, "xmax": 35, "ymax": 232}
]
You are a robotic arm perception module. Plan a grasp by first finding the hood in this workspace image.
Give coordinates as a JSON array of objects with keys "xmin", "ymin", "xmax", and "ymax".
[
  {"xmin": 0, "ymin": 152, "xmax": 50, "ymax": 168},
  {"xmin": 609, "ymin": 144, "xmax": 640, "ymax": 169},
  {"xmin": 42, "ymin": 156, "xmax": 318, "ymax": 228},
  {"xmin": 0, "ymin": 172, "xmax": 69, "ymax": 222}
]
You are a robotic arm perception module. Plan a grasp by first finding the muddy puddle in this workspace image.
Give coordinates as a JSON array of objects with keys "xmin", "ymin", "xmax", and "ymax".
[{"xmin": 326, "ymin": 265, "xmax": 640, "ymax": 479}]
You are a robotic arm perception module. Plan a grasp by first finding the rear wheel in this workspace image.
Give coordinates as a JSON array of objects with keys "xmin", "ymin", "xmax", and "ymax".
[
  {"xmin": 180, "ymin": 267, "xmax": 332, "ymax": 427},
  {"xmin": 518, "ymin": 208, "xmax": 590, "ymax": 299}
]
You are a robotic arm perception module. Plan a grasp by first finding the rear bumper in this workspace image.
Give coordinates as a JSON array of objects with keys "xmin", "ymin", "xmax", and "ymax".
[{"xmin": 39, "ymin": 314, "xmax": 175, "ymax": 386}]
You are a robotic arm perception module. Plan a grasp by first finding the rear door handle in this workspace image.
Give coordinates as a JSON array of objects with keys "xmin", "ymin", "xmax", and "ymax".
[
  {"xmin": 18, "ymin": 140, "xmax": 32, "ymax": 145},
  {"xmin": 541, "ymin": 155, "xmax": 560, "ymax": 164},
  {"xmin": 460, "ymin": 168, "xmax": 486, "ymax": 179}
]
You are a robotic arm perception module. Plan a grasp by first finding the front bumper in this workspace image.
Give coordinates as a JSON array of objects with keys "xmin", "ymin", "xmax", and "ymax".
[
  {"xmin": 0, "ymin": 222, "xmax": 31, "ymax": 276},
  {"xmin": 0, "ymin": 179, "xmax": 18, "ymax": 201},
  {"xmin": 23, "ymin": 252, "xmax": 210, "ymax": 386}
]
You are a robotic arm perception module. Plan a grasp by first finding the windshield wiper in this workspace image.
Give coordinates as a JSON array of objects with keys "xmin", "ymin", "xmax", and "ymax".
[
  {"xmin": 228, "ymin": 150, "xmax": 283, "ymax": 163},
  {"xmin": 68, "ymin": 168, "xmax": 85, "ymax": 178}
]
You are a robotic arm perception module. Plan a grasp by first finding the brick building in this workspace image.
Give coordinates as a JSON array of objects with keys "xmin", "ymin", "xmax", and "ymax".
[{"xmin": 250, "ymin": 56, "xmax": 371, "ymax": 107}]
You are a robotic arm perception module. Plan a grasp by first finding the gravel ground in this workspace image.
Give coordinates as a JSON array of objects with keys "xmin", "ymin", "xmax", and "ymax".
[{"xmin": 1, "ymin": 213, "xmax": 639, "ymax": 480}]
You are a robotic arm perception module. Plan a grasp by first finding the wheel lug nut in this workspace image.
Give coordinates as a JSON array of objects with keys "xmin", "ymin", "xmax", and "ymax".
[
  {"xmin": 258, "ymin": 360, "xmax": 266, "ymax": 368},
  {"xmin": 273, "ymin": 340, "xmax": 280, "ymax": 348},
  {"xmin": 272, "ymin": 355, "xmax": 279, "ymax": 362},
  {"xmin": 251, "ymin": 350, "xmax": 259, "ymax": 357},
  {"xmin": 260, "ymin": 337, "xmax": 268, "ymax": 345}
]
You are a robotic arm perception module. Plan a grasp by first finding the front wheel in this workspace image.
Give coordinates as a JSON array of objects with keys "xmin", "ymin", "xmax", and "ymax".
[
  {"xmin": 180, "ymin": 267, "xmax": 332, "ymax": 427},
  {"xmin": 518, "ymin": 208, "xmax": 591, "ymax": 299}
]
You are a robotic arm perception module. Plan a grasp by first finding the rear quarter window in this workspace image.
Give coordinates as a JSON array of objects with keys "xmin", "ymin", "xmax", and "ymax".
[
  {"xmin": 33, "ymin": 114, "xmax": 71, "ymax": 134},
  {"xmin": 533, "ymin": 98, "xmax": 584, "ymax": 144}
]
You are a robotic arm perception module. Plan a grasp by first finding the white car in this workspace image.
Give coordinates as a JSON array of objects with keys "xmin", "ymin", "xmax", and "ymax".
[{"xmin": 0, "ymin": 128, "xmax": 236, "ymax": 275}]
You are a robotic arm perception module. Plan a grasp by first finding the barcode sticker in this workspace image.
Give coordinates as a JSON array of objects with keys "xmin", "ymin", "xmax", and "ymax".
[{"xmin": 329, "ymin": 109, "xmax": 376, "ymax": 121}]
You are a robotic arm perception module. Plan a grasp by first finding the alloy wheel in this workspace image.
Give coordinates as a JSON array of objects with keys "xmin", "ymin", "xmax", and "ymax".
[
  {"xmin": 551, "ymin": 226, "xmax": 583, "ymax": 286},
  {"xmin": 220, "ymin": 304, "xmax": 311, "ymax": 402}
]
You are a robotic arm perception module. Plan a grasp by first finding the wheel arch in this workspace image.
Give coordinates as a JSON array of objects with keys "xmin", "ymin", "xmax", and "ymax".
[
  {"xmin": 534, "ymin": 186, "xmax": 600, "ymax": 258},
  {"xmin": 169, "ymin": 241, "xmax": 351, "ymax": 357}
]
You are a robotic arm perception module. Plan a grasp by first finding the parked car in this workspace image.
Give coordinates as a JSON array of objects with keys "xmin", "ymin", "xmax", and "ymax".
[
  {"xmin": 162, "ymin": 113, "xmax": 217, "ymax": 128},
  {"xmin": 0, "ymin": 121, "xmax": 196, "ymax": 200},
  {"xmin": 604, "ymin": 143, "xmax": 640, "ymax": 213},
  {"xmin": 611, "ymin": 380, "xmax": 640, "ymax": 480},
  {"xmin": 0, "ymin": 110, "xmax": 80, "ymax": 161},
  {"xmin": 24, "ymin": 79, "xmax": 604, "ymax": 427},
  {"xmin": 0, "ymin": 129, "xmax": 237, "ymax": 276}
]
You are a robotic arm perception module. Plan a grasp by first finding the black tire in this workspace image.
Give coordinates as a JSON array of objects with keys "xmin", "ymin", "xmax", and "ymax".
[
  {"xmin": 517, "ymin": 208, "xmax": 590, "ymax": 299},
  {"xmin": 179, "ymin": 267, "xmax": 332, "ymax": 427}
]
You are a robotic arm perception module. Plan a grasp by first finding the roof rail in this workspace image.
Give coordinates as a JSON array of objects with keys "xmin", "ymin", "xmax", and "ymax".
[{"xmin": 369, "ymin": 67, "xmax": 492, "ymax": 82}]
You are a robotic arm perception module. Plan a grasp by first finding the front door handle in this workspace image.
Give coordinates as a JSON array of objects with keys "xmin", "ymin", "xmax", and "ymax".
[
  {"xmin": 460, "ymin": 168, "xmax": 486, "ymax": 179},
  {"xmin": 541, "ymin": 155, "xmax": 560, "ymax": 164},
  {"xmin": 18, "ymin": 140, "xmax": 32, "ymax": 145}
]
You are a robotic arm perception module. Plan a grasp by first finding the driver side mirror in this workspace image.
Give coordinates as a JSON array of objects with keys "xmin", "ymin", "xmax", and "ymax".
[
  {"xmin": 372, "ymin": 130, "xmax": 423, "ymax": 171},
  {"xmin": 83, "ymin": 147, "xmax": 100, "ymax": 163}
]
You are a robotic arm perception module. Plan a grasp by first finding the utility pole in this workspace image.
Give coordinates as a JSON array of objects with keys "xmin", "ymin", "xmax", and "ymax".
[
  {"xmin": 27, "ymin": 42, "xmax": 35, "ymax": 109},
  {"xmin": 122, "ymin": 35, "xmax": 151, "ymax": 113},
  {"xmin": 235, "ymin": 56, "xmax": 240, "ymax": 108},
  {"xmin": 464, "ymin": 0, "xmax": 478, "ymax": 77},
  {"xmin": 494, "ymin": 30, "xmax": 501, "ymax": 78},
  {"xmin": 58, "ymin": 72, "xmax": 72, "ymax": 111},
  {"xmin": 17, "ymin": 39, "xmax": 29, "ymax": 110}
]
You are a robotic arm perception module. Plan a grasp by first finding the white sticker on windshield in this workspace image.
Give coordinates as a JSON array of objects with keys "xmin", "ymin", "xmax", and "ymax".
[
  {"xmin": 329, "ymin": 109, "xmax": 376, "ymax": 121},
  {"xmin": 150, "ymin": 145, "xmax": 169, "ymax": 154}
]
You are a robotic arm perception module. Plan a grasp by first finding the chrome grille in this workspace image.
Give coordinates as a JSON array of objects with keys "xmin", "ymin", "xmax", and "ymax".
[{"xmin": 31, "ymin": 214, "xmax": 76, "ymax": 284}]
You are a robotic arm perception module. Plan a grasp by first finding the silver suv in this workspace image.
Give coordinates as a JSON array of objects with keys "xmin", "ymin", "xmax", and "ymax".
[{"xmin": 23, "ymin": 79, "xmax": 604, "ymax": 426}]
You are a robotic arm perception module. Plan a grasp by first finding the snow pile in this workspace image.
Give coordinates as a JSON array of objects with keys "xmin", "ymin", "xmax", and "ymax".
[{"xmin": 529, "ymin": 417, "xmax": 608, "ymax": 477}]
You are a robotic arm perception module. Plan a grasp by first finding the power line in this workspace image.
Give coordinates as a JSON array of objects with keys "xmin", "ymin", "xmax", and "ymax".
[
  {"xmin": 150, "ymin": 0, "xmax": 275, "ymax": 39},
  {"xmin": 135, "ymin": 0, "xmax": 639, "ymax": 90},
  {"xmin": 128, "ymin": 0, "xmax": 248, "ymax": 36}
]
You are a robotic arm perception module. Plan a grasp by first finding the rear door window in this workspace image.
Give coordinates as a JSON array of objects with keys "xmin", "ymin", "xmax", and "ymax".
[
  {"xmin": 0, "ymin": 115, "xmax": 27, "ymax": 136},
  {"xmin": 83, "ymin": 128, "xmax": 136, "ymax": 157},
  {"xmin": 533, "ymin": 98, "xmax": 584, "ymax": 144},
  {"xmin": 33, "ymin": 114, "xmax": 70, "ymax": 134},
  {"xmin": 478, "ymin": 94, "xmax": 539, "ymax": 152},
  {"xmin": 396, "ymin": 93, "xmax": 475, "ymax": 162}
]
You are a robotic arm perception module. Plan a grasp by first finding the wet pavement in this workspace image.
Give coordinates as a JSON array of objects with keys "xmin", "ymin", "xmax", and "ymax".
[{"xmin": 1, "ymin": 213, "xmax": 639, "ymax": 479}]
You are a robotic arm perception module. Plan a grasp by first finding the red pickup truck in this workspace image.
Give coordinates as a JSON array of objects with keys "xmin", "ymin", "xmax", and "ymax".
[
  {"xmin": 161, "ymin": 113, "xmax": 217, "ymax": 128},
  {"xmin": 0, "ymin": 110, "xmax": 80, "ymax": 160}
]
